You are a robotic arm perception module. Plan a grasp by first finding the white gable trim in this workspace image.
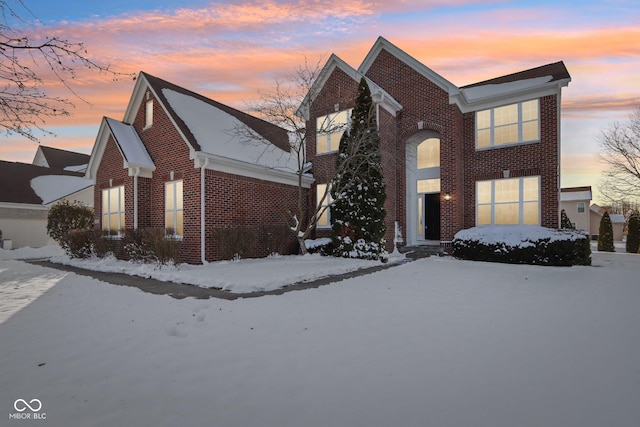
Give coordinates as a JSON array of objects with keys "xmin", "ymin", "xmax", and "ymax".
[
  {"xmin": 85, "ymin": 117, "xmax": 156, "ymax": 181},
  {"xmin": 359, "ymin": 37, "xmax": 458, "ymax": 95},
  {"xmin": 297, "ymin": 53, "xmax": 402, "ymax": 121},
  {"xmin": 193, "ymin": 152, "xmax": 314, "ymax": 189}
]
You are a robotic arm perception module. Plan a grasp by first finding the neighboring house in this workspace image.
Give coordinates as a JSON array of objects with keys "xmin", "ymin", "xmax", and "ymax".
[
  {"xmin": 0, "ymin": 160, "xmax": 93, "ymax": 248},
  {"xmin": 560, "ymin": 186, "xmax": 592, "ymax": 231},
  {"xmin": 303, "ymin": 37, "xmax": 571, "ymax": 249},
  {"xmin": 590, "ymin": 204, "xmax": 625, "ymax": 241},
  {"xmin": 85, "ymin": 72, "xmax": 311, "ymax": 264},
  {"xmin": 33, "ymin": 145, "xmax": 91, "ymax": 172}
]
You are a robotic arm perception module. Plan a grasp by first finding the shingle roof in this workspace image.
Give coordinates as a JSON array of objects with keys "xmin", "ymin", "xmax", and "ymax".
[
  {"xmin": 462, "ymin": 61, "xmax": 570, "ymax": 89},
  {"xmin": 37, "ymin": 146, "xmax": 91, "ymax": 169},
  {"xmin": 141, "ymin": 72, "xmax": 290, "ymax": 153},
  {"xmin": 0, "ymin": 160, "xmax": 85, "ymax": 204}
]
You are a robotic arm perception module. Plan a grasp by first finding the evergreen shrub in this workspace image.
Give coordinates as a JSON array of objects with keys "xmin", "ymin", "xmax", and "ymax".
[
  {"xmin": 626, "ymin": 212, "xmax": 639, "ymax": 254},
  {"xmin": 597, "ymin": 212, "xmax": 615, "ymax": 252}
]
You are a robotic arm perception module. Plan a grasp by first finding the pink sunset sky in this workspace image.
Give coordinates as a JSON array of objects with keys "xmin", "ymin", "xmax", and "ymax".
[{"xmin": 1, "ymin": 0, "xmax": 638, "ymax": 203}]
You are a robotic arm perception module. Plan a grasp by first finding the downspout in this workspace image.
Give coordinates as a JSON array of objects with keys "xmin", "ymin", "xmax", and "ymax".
[
  {"xmin": 200, "ymin": 157, "xmax": 209, "ymax": 264},
  {"xmin": 134, "ymin": 167, "xmax": 140, "ymax": 229}
]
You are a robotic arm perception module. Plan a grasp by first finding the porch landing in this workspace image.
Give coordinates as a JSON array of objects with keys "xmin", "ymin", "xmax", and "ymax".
[{"xmin": 398, "ymin": 244, "xmax": 445, "ymax": 260}]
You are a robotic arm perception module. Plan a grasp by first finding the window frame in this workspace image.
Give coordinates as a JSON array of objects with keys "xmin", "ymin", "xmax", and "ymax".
[
  {"xmin": 145, "ymin": 99, "xmax": 153, "ymax": 129},
  {"xmin": 165, "ymin": 180, "xmax": 184, "ymax": 238},
  {"xmin": 102, "ymin": 185, "xmax": 125, "ymax": 236},
  {"xmin": 577, "ymin": 202, "xmax": 586, "ymax": 213},
  {"xmin": 316, "ymin": 109, "xmax": 351, "ymax": 155},
  {"xmin": 475, "ymin": 99, "xmax": 540, "ymax": 150},
  {"xmin": 475, "ymin": 176, "xmax": 541, "ymax": 226},
  {"xmin": 315, "ymin": 183, "xmax": 332, "ymax": 228}
]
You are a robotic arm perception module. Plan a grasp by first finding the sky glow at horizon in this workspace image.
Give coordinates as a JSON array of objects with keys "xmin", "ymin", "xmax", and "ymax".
[{"xmin": 1, "ymin": 0, "xmax": 638, "ymax": 204}]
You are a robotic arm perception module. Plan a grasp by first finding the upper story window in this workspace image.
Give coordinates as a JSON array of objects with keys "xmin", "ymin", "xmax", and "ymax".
[
  {"xmin": 165, "ymin": 180, "xmax": 183, "ymax": 237},
  {"xmin": 102, "ymin": 186, "xmax": 125, "ymax": 234},
  {"xmin": 476, "ymin": 176, "xmax": 540, "ymax": 225},
  {"xmin": 577, "ymin": 202, "xmax": 586, "ymax": 213},
  {"xmin": 476, "ymin": 99, "xmax": 539, "ymax": 149},
  {"xmin": 145, "ymin": 100, "xmax": 153, "ymax": 128},
  {"xmin": 417, "ymin": 138, "xmax": 440, "ymax": 169},
  {"xmin": 316, "ymin": 109, "xmax": 351, "ymax": 154}
]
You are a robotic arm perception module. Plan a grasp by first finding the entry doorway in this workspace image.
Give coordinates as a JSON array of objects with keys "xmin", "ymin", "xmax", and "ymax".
[{"xmin": 418, "ymin": 192, "xmax": 441, "ymax": 241}]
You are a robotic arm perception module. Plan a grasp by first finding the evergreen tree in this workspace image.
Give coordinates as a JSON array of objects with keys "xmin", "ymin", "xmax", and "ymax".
[
  {"xmin": 560, "ymin": 209, "xmax": 575, "ymax": 229},
  {"xmin": 626, "ymin": 211, "xmax": 640, "ymax": 254},
  {"xmin": 330, "ymin": 78, "xmax": 387, "ymax": 260},
  {"xmin": 597, "ymin": 211, "xmax": 615, "ymax": 252}
]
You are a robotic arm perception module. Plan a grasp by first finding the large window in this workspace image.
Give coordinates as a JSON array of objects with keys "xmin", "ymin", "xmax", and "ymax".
[
  {"xmin": 316, "ymin": 110, "xmax": 350, "ymax": 154},
  {"xmin": 316, "ymin": 183, "xmax": 332, "ymax": 228},
  {"xmin": 165, "ymin": 180, "xmax": 183, "ymax": 237},
  {"xmin": 102, "ymin": 186, "xmax": 125, "ymax": 234},
  {"xmin": 476, "ymin": 176, "xmax": 540, "ymax": 225},
  {"xmin": 476, "ymin": 99, "xmax": 539, "ymax": 149}
]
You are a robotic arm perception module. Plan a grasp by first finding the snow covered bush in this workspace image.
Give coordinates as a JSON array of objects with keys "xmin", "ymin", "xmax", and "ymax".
[
  {"xmin": 123, "ymin": 228, "xmax": 180, "ymax": 265},
  {"xmin": 452, "ymin": 226, "xmax": 591, "ymax": 266},
  {"xmin": 47, "ymin": 200, "xmax": 94, "ymax": 256},
  {"xmin": 626, "ymin": 211, "xmax": 639, "ymax": 254},
  {"xmin": 597, "ymin": 212, "xmax": 615, "ymax": 252},
  {"xmin": 64, "ymin": 229, "xmax": 93, "ymax": 259}
]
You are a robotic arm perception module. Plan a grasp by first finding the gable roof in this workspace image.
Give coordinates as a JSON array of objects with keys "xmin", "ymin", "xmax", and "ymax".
[
  {"xmin": 34, "ymin": 145, "xmax": 90, "ymax": 170},
  {"xmin": 86, "ymin": 117, "xmax": 156, "ymax": 180},
  {"xmin": 0, "ymin": 160, "xmax": 91, "ymax": 205},
  {"xmin": 138, "ymin": 72, "xmax": 291, "ymax": 153},
  {"xmin": 359, "ymin": 37, "xmax": 457, "ymax": 94},
  {"xmin": 297, "ymin": 53, "xmax": 402, "ymax": 120},
  {"xmin": 462, "ymin": 61, "xmax": 571, "ymax": 89}
]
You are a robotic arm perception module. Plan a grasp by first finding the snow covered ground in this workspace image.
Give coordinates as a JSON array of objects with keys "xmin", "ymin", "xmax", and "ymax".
[{"xmin": 1, "ymin": 247, "xmax": 639, "ymax": 426}]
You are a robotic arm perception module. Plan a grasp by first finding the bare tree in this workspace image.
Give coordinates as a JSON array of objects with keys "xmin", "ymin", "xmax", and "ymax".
[
  {"xmin": 241, "ymin": 58, "xmax": 378, "ymax": 254},
  {"xmin": 0, "ymin": 0, "xmax": 132, "ymax": 141},
  {"xmin": 598, "ymin": 105, "xmax": 640, "ymax": 206}
]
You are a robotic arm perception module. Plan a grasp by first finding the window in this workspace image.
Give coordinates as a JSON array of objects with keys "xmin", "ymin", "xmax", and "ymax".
[
  {"xmin": 316, "ymin": 183, "xmax": 332, "ymax": 228},
  {"xmin": 165, "ymin": 180, "xmax": 183, "ymax": 236},
  {"xmin": 417, "ymin": 179, "xmax": 441, "ymax": 194},
  {"xmin": 476, "ymin": 99, "xmax": 539, "ymax": 149},
  {"xmin": 417, "ymin": 138, "xmax": 440, "ymax": 169},
  {"xmin": 145, "ymin": 100, "xmax": 153, "ymax": 128},
  {"xmin": 102, "ymin": 186, "xmax": 125, "ymax": 234},
  {"xmin": 316, "ymin": 110, "xmax": 350, "ymax": 154},
  {"xmin": 577, "ymin": 202, "xmax": 586, "ymax": 213},
  {"xmin": 476, "ymin": 176, "xmax": 540, "ymax": 225}
]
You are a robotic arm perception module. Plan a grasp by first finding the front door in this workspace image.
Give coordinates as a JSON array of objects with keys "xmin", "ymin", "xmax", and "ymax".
[{"xmin": 424, "ymin": 193, "xmax": 440, "ymax": 240}]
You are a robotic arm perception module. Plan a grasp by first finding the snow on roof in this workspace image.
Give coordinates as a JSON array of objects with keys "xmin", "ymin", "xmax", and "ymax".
[
  {"xmin": 31, "ymin": 175, "xmax": 93, "ymax": 204},
  {"xmin": 162, "ymin": 88, "xmax": 298, "ymax": 171},
  {"xmin": 610, "ymin": 214, "xmax": 625, "ymax": 224},
  {"xmin": 460, "ymin": 76, "xmax": 553, "ymax": 102},
  {"xmin": 64, "ymin": 164, "xmax": 88, "ymax": 173},
  {"xmin": 105, "ymin": 118, "xmax": 155, "ymax": 170}
]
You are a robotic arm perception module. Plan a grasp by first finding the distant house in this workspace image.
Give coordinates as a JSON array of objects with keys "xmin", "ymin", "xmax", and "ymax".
[
  {"xmin": 589, "ymin": 204, "xmax": 625, "ymax": 241},
  {"xmin": 303, "ymin": 37, "xmax": 571, "ymax": 249},
  {"xmin": 32, "ymin": 145, "xmax": 91, "ymax": 173},
  {"xmin": 86, "ymin": 72, "xmax": 309, "ymax": 264},
  {"xmin": 0, "ymin": 160, "xmax": 93, "ymax": 248},
  {"xmin": 560, "ymin": 186, "xmax": 592, "ymax": 231}
]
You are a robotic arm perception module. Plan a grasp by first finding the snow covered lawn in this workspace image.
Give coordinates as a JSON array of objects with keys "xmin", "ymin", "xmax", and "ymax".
[{"xmin": 1, "ymin": 249, "xmax": 639, "ymax": 426}]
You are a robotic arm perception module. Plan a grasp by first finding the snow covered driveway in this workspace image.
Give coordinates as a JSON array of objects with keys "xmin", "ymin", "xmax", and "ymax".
[{"xmin": 1, "ymin": 251, "xmax": 639, "ymax": 427}]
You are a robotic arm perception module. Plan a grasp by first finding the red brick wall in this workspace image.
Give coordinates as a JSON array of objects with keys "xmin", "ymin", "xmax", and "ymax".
[
  {"xmin": 306, "ymin": 48, "xmax": 561, "ymax": 249},
  {"xmin": 461, "ymin": 95, "xmax": 560, "ymax": 230},
  {"xmin": 94, "ymin": 135, "xmax": 131, "ymax": 229}
]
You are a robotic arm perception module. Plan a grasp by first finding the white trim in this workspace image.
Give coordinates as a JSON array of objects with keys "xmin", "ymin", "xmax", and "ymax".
[
  {"xmin": 0, "ymin": 202, "xmax": 49, "ymax": 211},
  {"xmin": 192, "ymin": 152, "xmax": 314, "ymax": 189},
  {"xmin": 359, "ymin": 37, "xmax": 457, "ymax": 95},
  {"xmin": 200, "ymin": 158, "xmax": 209, "ymax": 264}
]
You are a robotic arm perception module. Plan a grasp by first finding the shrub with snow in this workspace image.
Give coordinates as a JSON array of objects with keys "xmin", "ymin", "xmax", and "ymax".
[{"xmin": 452, "ymin": 226, "xmax": 591, "ymax": 266}]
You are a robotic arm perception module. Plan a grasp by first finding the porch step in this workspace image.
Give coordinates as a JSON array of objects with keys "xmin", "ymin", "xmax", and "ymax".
[{"xmin": 399, "ymin": 245, "xmax": 444, "ymax": 260}]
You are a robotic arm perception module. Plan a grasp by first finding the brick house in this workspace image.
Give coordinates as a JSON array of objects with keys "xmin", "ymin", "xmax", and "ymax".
[
  {"xmin": 304, "ymin": 37, "xmax": 571, "ymax": 250},
  {"xmin": 86, "ymin": 72, "xmax": 311, "ymax": 264}
]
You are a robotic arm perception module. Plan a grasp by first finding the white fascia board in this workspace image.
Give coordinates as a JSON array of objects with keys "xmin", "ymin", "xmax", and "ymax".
[
  {"xmin": 85, "ymin": 118, "xmax": 111, "ymax": 181},
  {"xmin": 193, "ymin": 153, "xmax": 314, "ymax": 188},
  {"xmin": 359, "ymin": 37, "xmax": 458, "ymax": 94},
  {"xmin": 0, "ymin": 201, "xmax": 49, "ymax": 211},
  {"xmin": 452, "ymin": 78, "xmax": 571, "ymax": 113}
]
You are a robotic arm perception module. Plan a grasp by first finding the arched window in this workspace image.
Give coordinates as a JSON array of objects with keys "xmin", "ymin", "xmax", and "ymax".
[{"xmin": 417, "ymin": 138, "xmax": 440, "ymax": 169}]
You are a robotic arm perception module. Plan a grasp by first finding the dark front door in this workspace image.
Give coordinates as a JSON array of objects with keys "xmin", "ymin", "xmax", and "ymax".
[{"xmin": 424, "ymin": 193, "xmax": 441, "ymax": 240}]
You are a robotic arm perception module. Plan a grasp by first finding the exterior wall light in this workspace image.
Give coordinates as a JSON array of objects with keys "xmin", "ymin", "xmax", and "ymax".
[{"xmin": 444, "ymin": 192, "xmax": 451, "ymax": 201}]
